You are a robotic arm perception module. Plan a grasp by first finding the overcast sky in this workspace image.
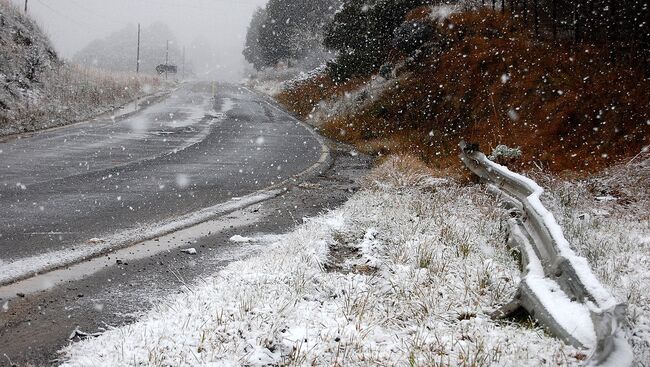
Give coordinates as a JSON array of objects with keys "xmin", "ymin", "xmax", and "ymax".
[{"xmin": 11, "ymin": 0, "xmax": 268, "ymax": 81}]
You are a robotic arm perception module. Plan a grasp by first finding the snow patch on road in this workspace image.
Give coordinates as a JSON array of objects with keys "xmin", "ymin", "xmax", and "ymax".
[
  {"xmin": 0, "ymin": 190, "xmax": 281, "ymax": 287},
  {"xmin": 180, "ymin": 248, "xmax": 197, "ymax": 255}
]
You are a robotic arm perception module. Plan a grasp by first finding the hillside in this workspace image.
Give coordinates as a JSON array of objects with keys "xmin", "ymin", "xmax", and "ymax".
[
  {"xmin": 0, "ymin": 0, "xmax": 164, "ymax": 137},
  {"xmin": 277, "ymin": 6, "xmax": 650, "ymax": 175},
  {"xmin": 0, "ymin": 0, "xmax": 59, "ymax": 122}
]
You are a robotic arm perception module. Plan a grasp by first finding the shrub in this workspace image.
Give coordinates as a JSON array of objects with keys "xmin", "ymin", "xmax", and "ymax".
[
  {"xmin": 392, "ymin": 20, "xmax": 435, "ymax": 54},
  {"xmin": 488, "ymin": 145, "xmax": 523, "ymax": 166},
  {"xmin": 379, "ymin": 63, "xmax": 394, "ymax": 79}
]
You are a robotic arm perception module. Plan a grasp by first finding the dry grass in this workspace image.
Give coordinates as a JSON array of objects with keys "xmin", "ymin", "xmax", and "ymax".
[
  {"xmin": 52, "ymin": 64, "xmax": 162, "ymax": 110},
  {"xmin": 363, "ymin": 154, "xmax": 445, "ymax": 189},
  {"xmin": 1, "ymin": 64, "xmax": 164, "ymax": 135},
  {"xmin": 0, "ymin": 0, "xmax": 166, "ymax": 136},
  {"xmin": 280, "ymin": 9, "xmax": 650, "ymax": 175},
  {"xmin": 276, "ymin": 74, "xmax": 371, "ymax": 120}
]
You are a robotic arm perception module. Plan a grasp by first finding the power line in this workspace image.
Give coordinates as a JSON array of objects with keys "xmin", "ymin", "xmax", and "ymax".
[
  {"xmin": 133, "ymin": 0, "xmax": 262, "ymax": 11},
  {"xmin": 65, "ymin": 0, "xmax": 130, "ymax": 26},
  {"xmin": 30, "ymin": 0, "xmax": 262, "ymax": 31},
  {"xmin": 33, "ymin": 0, "xmax": 97, "ymax": 30}
]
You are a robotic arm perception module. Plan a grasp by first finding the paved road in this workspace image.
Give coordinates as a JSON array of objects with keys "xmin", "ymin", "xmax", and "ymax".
[
  {"xmin": 0, "ymin": 145, "xmax": 371, "ymax": 366},
  {"xmin": 0, "ymin": 82, "xmax": 323, "ymax": 284}
]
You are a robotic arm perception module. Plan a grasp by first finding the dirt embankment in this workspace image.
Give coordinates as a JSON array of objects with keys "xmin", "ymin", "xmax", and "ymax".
[
  {"xmin": 278, "ymin": 9, "xmax": 649, "ymax": 175},
  {"xmin": 0, "ymin": 0, "xmax": 164, "ymax": 137}
]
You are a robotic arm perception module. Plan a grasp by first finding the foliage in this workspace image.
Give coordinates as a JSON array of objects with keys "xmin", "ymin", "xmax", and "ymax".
[
  {"xmin": 392, "ymin": 20, "xmax": 435, "ymax": 54},
  {"xmin": 379, "ymin": 62, "xmax": 394, "ymax": 79},
  {"xmin": 244, "ymin": 0, "xmax": 340, "ymax": 69},
  {"xmin": 487, "ymin": 0, "xmax": 649, "ymax": 65},
  {"xmin": 488, "ymin": 145, "xmax": 523, "ymax": 166},
  {"xmin": 323, "ymin": 0, "xmax": 433, "ymax": 81},
  {"xmin": 243, "ymin": 7, "xmax": 268, "ymax": 70}
]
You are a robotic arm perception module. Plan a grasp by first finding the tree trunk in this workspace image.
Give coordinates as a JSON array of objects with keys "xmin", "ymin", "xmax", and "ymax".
[
  {"xmin": 574, "ymin": 1, "xmax": 581, "ymax": 43},
  {"xmin": 523, "ymin": 0, "xmax": 528, "ymax": 22},
  {"xmin": 552, "ymin": 0, "xmax": 557, "ymax": 40},
  {"xmin": 534, "ymin": 0, "xmax": 539, "ymax": 36},
  {"xmin": 609, "ymin": 0, "xmax": 617, "ymax": 61}
]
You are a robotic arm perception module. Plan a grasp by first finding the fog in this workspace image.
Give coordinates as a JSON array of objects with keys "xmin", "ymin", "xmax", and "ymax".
[{"xmin": 11, "ymin": 0, "xmax": 268, "ymax": 81}]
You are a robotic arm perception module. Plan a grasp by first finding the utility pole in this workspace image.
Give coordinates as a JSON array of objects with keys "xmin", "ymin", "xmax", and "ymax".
[
  {"xmin": 136, "ymin": 23, "xmax": 141, "ymax": 74},
  {"xmin": 24, "ymin": 0, "xmax": 28, "ymax": 13},
  {"xmin": 181, "ymin": 46, "xmax": 185, "ymax": 80},
  {"xmin": 534, "ymin": 0, "xmax": 539, "ymax": 36},
  {"xmin": 165, "ymin": 40, "xmax": 169, "ymax": 80},
  {"xmin": 552, "ymin": 0, "xmax": 557, "ymax": 40}
]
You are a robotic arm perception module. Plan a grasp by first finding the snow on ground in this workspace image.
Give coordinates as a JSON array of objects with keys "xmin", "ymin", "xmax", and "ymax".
[
  {"xmin": 245, "ymin": 64, "xmax": 328, "ymax": 97},
  {"xmin": 0, "ymin": 190, "xmax": 279, "ymax": 286},
  {"xmin": 306, "ymin": 73, "xmax": 396, "ymax": 128},
  {"xmin": 61, "ymin": 156, "xmax": 592, "ymax": 366}
]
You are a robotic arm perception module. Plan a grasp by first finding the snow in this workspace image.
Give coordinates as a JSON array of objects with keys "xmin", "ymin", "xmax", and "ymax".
[
  {"xmin": 220, "ymin": 97, "xmax": 235, "ymax": 113},
  {"xmin": 229, "ymin": 235, "xmax": 254, "ymax": 243},
  {"xmin": 517, "ymin": 222, "xmax": 596, "ymax": 347},
  {"xmin": 595, "ymin": 195, "xmax": 617, "ymax": 202},
  {"xmin": 0, "ymin": 189, "xmax": 282, "ymax": 286},
  {"xmin": 598, "ymin": 335, "xmax": 635, "ymax": 367},
  {"xmin": 180, "ymin": 248, "xmax": 197, "ymax": 255},
  {"xmin": 282, "ymin": 64, "xmax": 327, "ymax": 91},
  {"xmin": 430, "ymin": 4, "xmax": 461, "ymax": 22},
  {"xmin": 61, "ymin": 156, "xmax": 583, "ymax": 366},
  {"xmin": 305, "ymin": 73, "xmax": 396, "ymax": 127}
]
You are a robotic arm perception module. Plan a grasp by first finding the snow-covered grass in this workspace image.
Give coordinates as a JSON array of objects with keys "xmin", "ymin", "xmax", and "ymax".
[
  {"xmin": 537, "ymin": 153, "xmax": 650, "ymax": 363},
  {"xmin": 1, "ymin": 64, "xmax": 165, "ymax": 136},
  {"xmin": 61, "ymin": 156, "xmax": 588, "ymax": 366},
  {"xmin": 245, "ymin": 66, "xmax": 310, "ymax": 97},
  {"xmin": 245, "ymin": 62, "xmax": 330, "ymax": 97},
  {"xmin": 306, "ymin": 73, "xmax": 396, "ymax": 127}
]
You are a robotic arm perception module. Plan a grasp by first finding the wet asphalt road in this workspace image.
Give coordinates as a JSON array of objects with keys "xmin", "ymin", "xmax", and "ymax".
[
  {"xmin": 0, "ymin": 82, "xmax": 323, "ymax": 280},
  {"xmin": 0, "ymin": 121, "xmax": 372, "ymax": 366}
]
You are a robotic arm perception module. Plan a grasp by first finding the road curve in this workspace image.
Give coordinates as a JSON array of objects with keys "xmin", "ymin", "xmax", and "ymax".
[{"xmin": 0, "ymin": 82, "xmax": 324, "ymax": 284}]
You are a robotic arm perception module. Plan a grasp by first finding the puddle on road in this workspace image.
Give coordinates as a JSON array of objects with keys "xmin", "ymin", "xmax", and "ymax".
[{"xmin": 0, "ymin": 208, "xmax": 262, "ymax": 303}]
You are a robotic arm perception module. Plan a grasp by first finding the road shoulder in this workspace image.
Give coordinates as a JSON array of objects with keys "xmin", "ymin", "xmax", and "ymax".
[{"xmin": 0, "ymin": 142, "xmax": 372, "ymax": 367}]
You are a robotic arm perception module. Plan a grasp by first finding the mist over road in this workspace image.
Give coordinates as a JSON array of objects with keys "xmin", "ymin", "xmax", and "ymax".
[{"xmin": 0, "ymin": 82, "xmax": 323, "ymax": 282}]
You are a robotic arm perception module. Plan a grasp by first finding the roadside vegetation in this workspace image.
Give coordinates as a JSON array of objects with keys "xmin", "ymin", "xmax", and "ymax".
[
  {"xmin": 61, "ymin": 154, "xmax": 650, "ymax": 365},
  {"xmin": 1, "ymin": 64, "xmax": 164, "ymax": 137},
  {"xmin": 0, "ymin": 0, "xmax": 165, "ymax": 137},
  {"xmin": 236, "ymin": 0, "xmax": 650, "ymax": 364},
  {"xmin": 61, "ymin": 157, "xmax": 581, "ymax": 366}
]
